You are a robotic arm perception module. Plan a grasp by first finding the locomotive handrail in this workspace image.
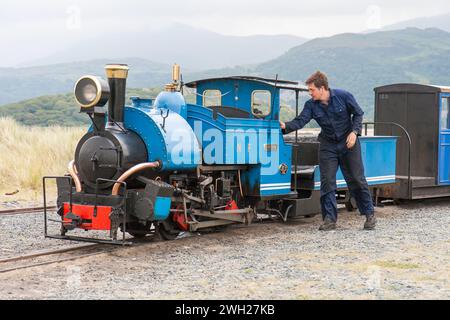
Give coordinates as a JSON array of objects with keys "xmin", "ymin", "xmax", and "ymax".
[{"xmin": 362, "ymin": 121, "xmax": 412, "ymax": 199}]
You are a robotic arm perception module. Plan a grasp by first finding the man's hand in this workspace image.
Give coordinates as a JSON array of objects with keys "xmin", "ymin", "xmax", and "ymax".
[
  {"xmin": 346, "ymin": 132, "xmax": 357, "ymax": 149},
  {"xmin": 279, "ymin": 121, "xmax": 286, "ymax": 130}
]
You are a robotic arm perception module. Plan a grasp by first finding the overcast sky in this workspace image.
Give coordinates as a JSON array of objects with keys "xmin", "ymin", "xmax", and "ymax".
[{"xmin": 1, "ymin": 0, "xmax": 449, "ymax": 67}]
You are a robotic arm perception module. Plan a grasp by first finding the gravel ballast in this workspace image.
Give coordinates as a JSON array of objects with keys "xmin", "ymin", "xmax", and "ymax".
[{"xmin": 0, "ymin": 199, "xmax": 449, "ymax": 300}]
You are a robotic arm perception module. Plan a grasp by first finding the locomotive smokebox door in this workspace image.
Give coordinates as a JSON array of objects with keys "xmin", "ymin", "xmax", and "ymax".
[{"xmin": 132, "ymin": 178, "xmax": 175, "ymax": 222}]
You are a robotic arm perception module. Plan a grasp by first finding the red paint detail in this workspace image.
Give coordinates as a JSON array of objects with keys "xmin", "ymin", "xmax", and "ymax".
[
  {"xmin": 172, "ymin": 205, "xmax": 190, "ymax": 231},
  {"xmin": 63, "ymin": 203, "xmax": 112, "ymax": 230},
  {"xmin": 225, "ymin": 200, "xmax": 239, "ymax": 211}
]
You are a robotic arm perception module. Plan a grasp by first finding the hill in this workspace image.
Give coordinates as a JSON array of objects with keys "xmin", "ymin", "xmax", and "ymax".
[
  {"xmin": 0, "ymin": 58, "xmax": 172, "ymax": 106},
  {"xmin": 381, "ymin": 12, "xmax": 450, "ymax": 33},
  {"xmin": 0, "ymin": 88, "xmax": 161, "ymax": 126},
  {"xmin": 253, "ymin": 28, "xmax": 450, "ymax": 118},
  {"xmin": 3, "ymin": 28, "xmax": 450, "ymax": 124}
]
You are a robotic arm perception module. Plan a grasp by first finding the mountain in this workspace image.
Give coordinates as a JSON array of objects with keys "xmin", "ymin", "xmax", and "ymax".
[
  {"xmin": 0, "ymin": 58, "xmax": 173, "ymax": 105},
  {"xmin": 3, "ymin": 28, "xmax": 450, "ymax": 125},
  {"xmin": 253, "ymin": 27, "xmax": 450, "ymax": 117},
  {"xmin": 21, "ymin": 24, "xmax": 307, "ymax": 71},
  {"xmin": 381, "ymin": 13, "xmax": 450, "ymax": 33}
]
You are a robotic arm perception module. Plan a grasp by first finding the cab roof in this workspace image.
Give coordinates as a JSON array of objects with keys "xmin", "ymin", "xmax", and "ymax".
[
  {"xmin": 185, "ymin": 76, "xmax": 308, "ymax": 92},
  {"xmin": 374, "ymin": 83, "xmax": 450, "ymax": 93}
]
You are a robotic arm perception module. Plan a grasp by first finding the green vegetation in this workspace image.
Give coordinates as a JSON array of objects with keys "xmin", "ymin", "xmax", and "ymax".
[
  {"xmin": 0, "ymin": 88, "xmax": 162, "ymax": 126},
  {"xmin": 0, "ymin": 93, "xmax": 89, "ymax": 127},
  {"xmin": 0, "ymin": 58, "xmax": 172, "ymax": 105}
]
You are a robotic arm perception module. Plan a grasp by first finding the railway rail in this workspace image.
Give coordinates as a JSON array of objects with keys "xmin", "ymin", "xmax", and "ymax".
[
  {"xmin": 0, "ymin": 232, "xmax": 158, "ymax": 274},
  {"xmin": 0, "ymin": 206, "xmax": 57, "ymax": 216},
  {"xmin": 0, "ymin": 243, "xmax": 108, "ymax": 274}
]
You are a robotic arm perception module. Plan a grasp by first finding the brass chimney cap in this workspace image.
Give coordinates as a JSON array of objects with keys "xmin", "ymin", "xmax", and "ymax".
[
  {"xmin": 105, "ymin": 64, "xmax": 129, "ymax": 79},
  {"xmin": 165, "ymin": 83, "xmax": 177, "ymax": 92}
]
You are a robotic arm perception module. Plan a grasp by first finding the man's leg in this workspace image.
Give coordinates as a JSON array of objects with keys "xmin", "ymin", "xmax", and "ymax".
[
  {"xmin": 319, "ymin": 141, "xmax": 339, "ymax": 223},
  {"xmin": 338, "ymin": 139, "xmax": 375, "ymax": 228}
]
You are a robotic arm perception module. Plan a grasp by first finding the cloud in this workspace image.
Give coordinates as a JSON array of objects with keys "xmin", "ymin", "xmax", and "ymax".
[
  {"xmin": 1, "ymin": 0, "xmax": 449, "ymax": 66},
  {"xmin": 2, "ymin": 0, "xmax": 448, "ymax": 22}
]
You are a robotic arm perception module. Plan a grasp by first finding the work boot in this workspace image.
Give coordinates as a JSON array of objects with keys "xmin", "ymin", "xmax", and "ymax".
[
  {"xmin": 364, "ymin": 214, "xmax": 377, "ymax": 230},
  {"xmin": 319, "ymin": 217, "xmax": 336, "ymax": 231}
]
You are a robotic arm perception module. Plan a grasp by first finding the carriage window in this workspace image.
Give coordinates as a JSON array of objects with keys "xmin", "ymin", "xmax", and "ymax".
[
  {"xmin": 251, "ymin": 90, "xmax": 271, "ymax": 117},
  {"xmin": 203, "ymin": 90, "xmax": 222, "ymax": 107},
  {"xmin": 441, "ymin": 97, "xmax": 450, "ymax": 130}
]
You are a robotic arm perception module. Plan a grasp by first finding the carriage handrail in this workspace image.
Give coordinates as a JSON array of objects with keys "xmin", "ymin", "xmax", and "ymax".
[{"xmin": 362, "ymin": 121, "xmax": 412, "ymax": 199}]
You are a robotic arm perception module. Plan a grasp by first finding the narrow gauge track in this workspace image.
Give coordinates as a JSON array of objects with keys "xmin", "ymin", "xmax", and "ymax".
[
  {"xmin": 0, "ymin": 243, "xmax": 108, "ymax": 274},
  {"xmin": 0, "ymin": 234, "xmax": 158, "ymax": 274},
  {"xmin": 0, "ymin": 206, "xmax": 57, "ymax": 216}
]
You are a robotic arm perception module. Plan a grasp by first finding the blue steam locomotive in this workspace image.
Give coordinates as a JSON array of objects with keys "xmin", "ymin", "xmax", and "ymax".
[{"xmin": 43, "ymin": 64, "xmax": 397, "ymax": 244}]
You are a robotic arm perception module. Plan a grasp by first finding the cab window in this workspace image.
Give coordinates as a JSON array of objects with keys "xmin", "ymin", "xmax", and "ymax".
[
  {"xmin": 203, "ymin": 90, "xmax": 222, "ymax": 107},
  {"xmin": 251, "ymin": 90, "xmax": 271, "ymax": 118},
  {"xmin": 441, "ymin": 97, "xmax": 450, "ymax": 130}
]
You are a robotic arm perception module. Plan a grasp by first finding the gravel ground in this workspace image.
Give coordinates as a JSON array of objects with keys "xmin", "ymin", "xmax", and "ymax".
[
  {"xmin": 0, "ymin": 198, "xmax": 449, "ymax": 300},
  {"xmin": 0, "ymin": 210, "xmax": 111, "ymax": 258}
]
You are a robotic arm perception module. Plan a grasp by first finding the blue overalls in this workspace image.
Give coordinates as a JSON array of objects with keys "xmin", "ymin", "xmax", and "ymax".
[{"xmin": 284, "ymin": 89, "xmax": 374, "ymax": 222}]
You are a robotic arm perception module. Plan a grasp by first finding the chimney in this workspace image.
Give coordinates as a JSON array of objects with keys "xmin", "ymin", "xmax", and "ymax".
[{"xmin": 105, "ymin": 64, "xmax": 129, "ymax": 128}]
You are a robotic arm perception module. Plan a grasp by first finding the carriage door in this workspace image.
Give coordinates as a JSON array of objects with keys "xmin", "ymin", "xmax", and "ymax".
[{"xmin": 438, "ymin": 94, "xmax": 450, "ymax": 184}]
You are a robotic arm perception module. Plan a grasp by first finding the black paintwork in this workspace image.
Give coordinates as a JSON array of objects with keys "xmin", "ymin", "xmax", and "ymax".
[{"xmin": 75, "ymin": 130, "xmax": 148, "ymax": 190}]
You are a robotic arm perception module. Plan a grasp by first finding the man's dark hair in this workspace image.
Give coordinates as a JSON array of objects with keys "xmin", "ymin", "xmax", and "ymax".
[{"xmin": 305, "ymin": 71, "xmax": 329, "ymax": 90}]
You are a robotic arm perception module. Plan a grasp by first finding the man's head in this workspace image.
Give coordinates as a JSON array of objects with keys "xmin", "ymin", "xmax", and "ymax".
[{"xmin": 305, "ymin": 71, "xmax": 329, "ymax": 101}]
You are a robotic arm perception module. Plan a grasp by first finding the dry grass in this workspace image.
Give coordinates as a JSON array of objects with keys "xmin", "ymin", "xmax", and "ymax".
[
  {"xmin": 0, "ymin": 117, "xmax": 86, "ymax": 203},
  {"xmin": 374, "ymin": 260, "xmax": 421, "ymax": 269}
]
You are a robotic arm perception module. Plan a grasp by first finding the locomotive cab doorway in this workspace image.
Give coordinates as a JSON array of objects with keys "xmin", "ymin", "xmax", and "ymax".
[{"xmin": 439, "ymin": 94, "xmax": 450, "ymax": 185}]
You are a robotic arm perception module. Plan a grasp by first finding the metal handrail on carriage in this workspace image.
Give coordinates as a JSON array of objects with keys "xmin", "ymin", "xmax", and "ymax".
[{"xmin": 362, "ymin": 121, "xmax": 413, "ymax": 199}]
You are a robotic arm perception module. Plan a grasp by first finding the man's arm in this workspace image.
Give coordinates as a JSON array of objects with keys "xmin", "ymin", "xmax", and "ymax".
[
  {"xmin": 345, "ymin": 92, "xmax": 364, "ymax": 135},
  {"xmin": 281, "ymin": 104, "xmax": 313, "ymax": 134}
]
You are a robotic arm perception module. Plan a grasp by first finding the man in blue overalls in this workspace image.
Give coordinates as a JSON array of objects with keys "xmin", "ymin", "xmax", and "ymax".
[{"xmin": 280, "ymin": 71, "xmax": 376, "ymax": 231}]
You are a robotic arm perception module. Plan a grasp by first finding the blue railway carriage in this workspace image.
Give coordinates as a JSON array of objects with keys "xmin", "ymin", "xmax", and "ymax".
[{"xmin": 44, "ymin": 64, "xmax": 398, "ymax": 244}]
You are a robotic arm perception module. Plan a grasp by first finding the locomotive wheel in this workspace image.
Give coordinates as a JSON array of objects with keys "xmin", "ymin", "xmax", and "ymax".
[
  {"xmin": 345, "ymin": 198, "xmax": 357, "ymax": 212},
  {"xmin": 124, "ymin": 222, "xmax": 153, "ymax": 239},
  {"xmin": 156, "ymin": 221, "xmax": 181, "ymax": 241},
  {"xmin": 345, "ymin": 201, "xmax": 355, "ymax": 212},
  {"xmin": 393, "ymin": 198, "xmax": 407, "ymax": 205}
]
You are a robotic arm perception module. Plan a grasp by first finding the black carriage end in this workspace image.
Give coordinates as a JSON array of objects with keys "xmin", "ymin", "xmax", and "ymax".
[{"xmin": 374, "ymin": 84, "xmax": 450, "ymax": 200}]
